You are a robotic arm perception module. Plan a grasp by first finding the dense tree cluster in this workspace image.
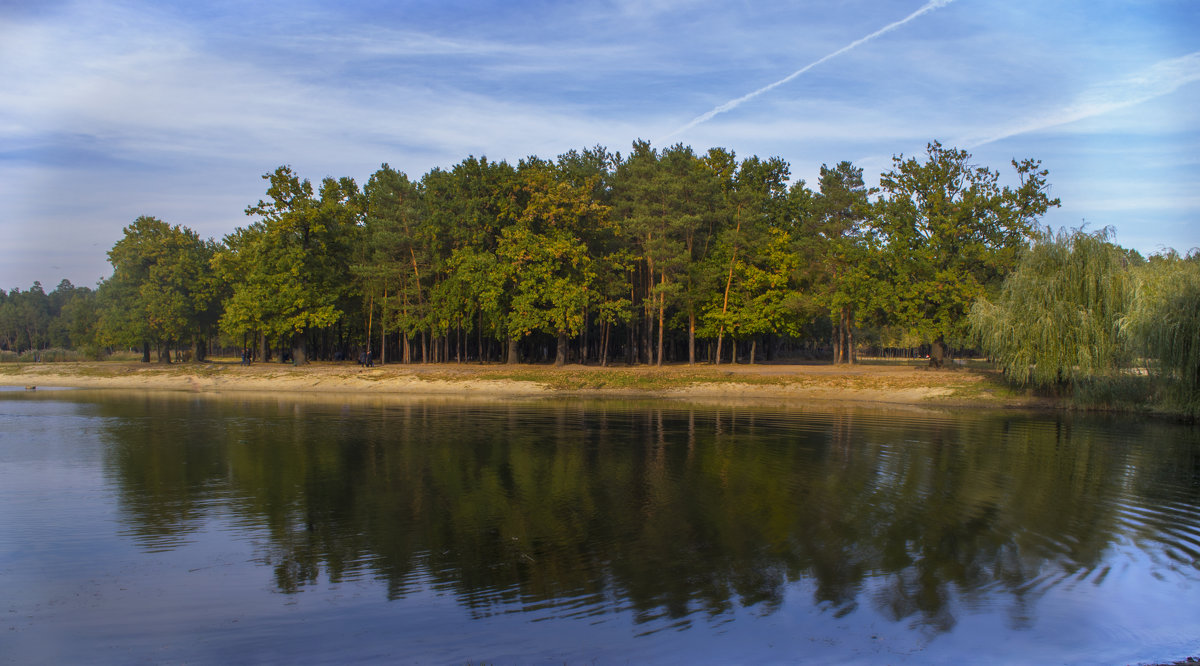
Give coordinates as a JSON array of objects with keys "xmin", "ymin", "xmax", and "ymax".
[
  {"xmin": 0, "ymin": 279, "xmax": 97, "ymax": 357},
  {"xmin": 13, "ymin": 139, "xmax": 1053, "ymax": 368},
  {"xmin": 6, "ymin": 140, "xmax": 1059, "ymax": 366}
]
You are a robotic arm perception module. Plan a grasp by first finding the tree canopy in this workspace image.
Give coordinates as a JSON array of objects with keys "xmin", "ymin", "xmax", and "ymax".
[
  {"xmin": 969, "ymin": 228, "xmax": 1134, "ymax": 388},
  {"xmin": 872, "ymin": 142, "xmax": 1059, "ymax": 366}
]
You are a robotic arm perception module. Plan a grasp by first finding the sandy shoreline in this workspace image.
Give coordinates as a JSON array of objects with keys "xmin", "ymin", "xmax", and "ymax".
[{"xmin": 0, "ymin": 359, "xmax": 1037, "ymax": 409}]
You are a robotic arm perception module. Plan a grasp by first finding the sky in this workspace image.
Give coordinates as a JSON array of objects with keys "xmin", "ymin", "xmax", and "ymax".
[{"xmin": 2, "ymin": 0, "xmax": 1198, "ymax": 290}]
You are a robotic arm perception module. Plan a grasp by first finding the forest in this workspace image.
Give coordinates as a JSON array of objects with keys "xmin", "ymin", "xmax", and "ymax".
[{"xmin": 2, "ymin": 140, "xmax": 1197, "ymax": 413}]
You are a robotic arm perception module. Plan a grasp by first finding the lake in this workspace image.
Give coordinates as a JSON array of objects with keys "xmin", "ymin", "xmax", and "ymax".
[{"xmin": 1, "ymin": 387, "xmax": 1197, "ymax": 664}]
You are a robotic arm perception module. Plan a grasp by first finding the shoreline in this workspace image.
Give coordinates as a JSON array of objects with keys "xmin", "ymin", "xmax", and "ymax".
[{"xmin": 0, "ymin": 359, "xmax": 1045, "ymax": 410}]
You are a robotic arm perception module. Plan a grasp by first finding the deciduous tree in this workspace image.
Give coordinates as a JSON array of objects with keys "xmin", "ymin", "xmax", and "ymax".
[
  {"xmin": 875, "ymin": 142, "xmax": 1058, "ymax": 366},
  {"xmin": 970, "ymin": 227, "xmax": 1133, "ymax": 388}
]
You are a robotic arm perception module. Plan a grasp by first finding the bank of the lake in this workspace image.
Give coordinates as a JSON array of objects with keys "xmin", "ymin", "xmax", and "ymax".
[{"xmin": 0, "ymin": 358, "xmax": 1051, "ymax": 408}]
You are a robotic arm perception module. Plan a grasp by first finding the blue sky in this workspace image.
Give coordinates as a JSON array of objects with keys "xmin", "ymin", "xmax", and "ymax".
[{"xmin": 2, "ymin": 0, "xmax": 1197, "ymax": 289}]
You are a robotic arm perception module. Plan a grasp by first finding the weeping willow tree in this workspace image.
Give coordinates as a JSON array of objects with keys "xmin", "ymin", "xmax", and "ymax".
[
  {"xmin": 1121, "ymin": 251, "xmax": 1200, "ymax": 416},
  {"xmin": 969, "ymin": 228, "xmax": 1134, "ymax": 389}
]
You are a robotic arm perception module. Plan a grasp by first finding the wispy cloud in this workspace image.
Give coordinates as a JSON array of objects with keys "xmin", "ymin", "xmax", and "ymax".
[
  {"xmin": 661, "ymin": 0, "xmax": 956, "ymax": 140},
  {"xmin": 964, "ymin": 50, "xmax": 1200, "ymax": 147}
]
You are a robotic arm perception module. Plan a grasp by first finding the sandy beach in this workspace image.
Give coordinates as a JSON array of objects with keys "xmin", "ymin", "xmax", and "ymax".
[{"xmin": 0, "ymin": 359, "xmax": 1037, "ymax": 408}]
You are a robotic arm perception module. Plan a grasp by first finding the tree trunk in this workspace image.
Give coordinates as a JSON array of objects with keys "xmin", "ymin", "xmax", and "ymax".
[
  {"xmin": 581, "ymin": 307, "xmax": 588, "ymax": 365},
  {"xmin": 847, "ymin": 311, "xmax": 855, "ymax": 364},
  {"xmin": 834, "ymin": 315, "xmax": 842, "ymax": 364},
  {"xmin": 749, "ymin": 339, "xmax": 757, "ymax": 365},
  {"xmin": 929, "ymin": 336, "xmax": 945, "ymax": 369},
  {"xmin": 644, "ymin": 248, "xmax": 654, "ymax": 366},
  {"xmin": 141, "ymin": 341, "xmax": 151, "ymax": 363},
  {"xmin": 600, "ymin": 319, "xmax": 610, "ymax": 367},
  {"xmin": 292, "ymin": 332, "xmax": 308, "ymax": 366},
  {"xmin": 716, "ymin": 207, "xmax": 742, "ymax": 367},
  {"xmin": 643, "ymin": 304, "xmax": 652, "ymax": 365},
  {"xmin": 656, "ymin": 284, "xmax": 665, "ymax": 367},
  {"xmin": 554, "ymin": 331, "xmax": 568, "ymax": 366},
  {"xmin": 507, "ymin": 337, "xmax": 520, "ymax": 365},
  {"xmin": 627, "ymin": 322, "xmax": 636, "ymax": 366},
  {"xmin": 366, "ymin": 293, "xmax": 374, "ymax": 364},
  {"xmin": 193, "ymin": 338, "xmax": 206, "ymax": 363},
  {"xmin": 688, "ymin": 307, "xmax": 696, "ymax": 365}
]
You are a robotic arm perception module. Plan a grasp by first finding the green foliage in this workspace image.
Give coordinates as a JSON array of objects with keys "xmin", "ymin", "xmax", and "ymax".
[
  {"xmin": 497, "ymin": 162, "xmax": 604, "ymax": 344},
  {"xmin": 970, "ymin": 228, "xmax": 1134, "ymax": 388},
  {"xmin": 875, "ymin": 143, "xmax": 1059, "ymax": 357},
  {"xmin": 355, "ymin": 163, "xmax": 429, "ymax": 355},
  {"xmin": 1122, "ymin": 251, "xmax": 1200, "ymax": 415},
  {"xmin": 216, "ymin": 167, "xmax": 361, "ymax": 362},
  {"xmin": 699, "ymin": 227, "xmax": 798, "ymax": 341},
  {"xmin": 98, "ymin": 216, "xmax": 219, "ymax": 360},
  {"xmin": 692, "ymin": 151, "xmax": 795, "ymax": 361},
  {"xmin": 805, "ymin": 161, "xmax": 875, "ymax": 363},
  {"xmin": 0, "ymin": 283, "xmax": 53, "ymax": 352}
]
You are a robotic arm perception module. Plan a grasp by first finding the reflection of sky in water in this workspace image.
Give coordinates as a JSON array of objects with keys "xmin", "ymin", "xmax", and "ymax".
[{"xmin": 1, "ymin": 391, "xmax": 1198, "ymax": 664}]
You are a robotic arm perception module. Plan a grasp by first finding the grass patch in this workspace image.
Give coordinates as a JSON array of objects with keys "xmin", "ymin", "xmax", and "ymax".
[
  {"xmin": 414, "ymin": 365, "xmax": 822, "ymax": 392},
  {"xmin": 0, "ymin": 348, "xmax": 90, "ymax": 363}
]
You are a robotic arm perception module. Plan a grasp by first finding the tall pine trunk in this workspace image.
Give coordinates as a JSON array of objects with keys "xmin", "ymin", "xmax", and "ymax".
[
  {"xmin": 688, "ymin": 307, "xmax": 696, "ymax": 365},
  {"xmin": 366, "ymin": 293, "xmax": 373, "ymax": 363},
  {"xmin": 656, "ymin": 274, "xmax": 666, "ymax": 367},
  {"xmin": 600, "ymin": 319, "xmax": 610, "ymax": 367},
  {"xmin": 834, "ymin": 316, "xmax": 843, "ymax": 364},
  {"xmin": 847, "ymin": 311, "xmax": 855, "ymax": 364}
]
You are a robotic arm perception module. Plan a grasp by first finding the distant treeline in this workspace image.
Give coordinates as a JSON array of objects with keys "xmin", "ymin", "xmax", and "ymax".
[
  {"xmin": 2, "ymin": 140, "xmax": 1196, "ymax": 412},
  {"xmin": 0, "ymin": 279, "xmax": 97, "ymax": 359}
]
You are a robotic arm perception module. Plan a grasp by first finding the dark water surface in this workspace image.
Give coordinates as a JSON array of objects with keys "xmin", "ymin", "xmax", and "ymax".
[{"xmin": 1, "ymin": 388, "xmax": 1198, "ymax": 664}]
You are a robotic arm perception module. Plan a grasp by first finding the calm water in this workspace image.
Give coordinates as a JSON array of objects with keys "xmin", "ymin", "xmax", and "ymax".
[{"xmin": 1, "ymin": 388, "xmax": 1198, "ymax": 664}]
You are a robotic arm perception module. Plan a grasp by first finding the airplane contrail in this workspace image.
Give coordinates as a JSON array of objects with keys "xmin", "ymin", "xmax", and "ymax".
[
  {"xmin": 964, "ymin": 50, "xmax": 1200, "ymax": 148},
  {"xmin": 663, "ymin": 0, "xmax": 956, "ymax": 140}
]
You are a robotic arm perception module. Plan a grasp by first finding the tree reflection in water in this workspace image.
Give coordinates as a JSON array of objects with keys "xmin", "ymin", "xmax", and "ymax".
[{"xmin": 99, "ymin": 393, "xmax": 1200, "ymax": 636}]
